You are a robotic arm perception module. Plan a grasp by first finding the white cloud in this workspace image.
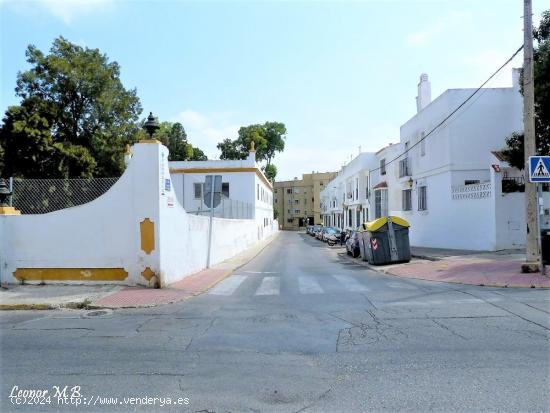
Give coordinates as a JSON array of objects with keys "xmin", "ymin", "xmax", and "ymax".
[
  {"xmin": 172, "ymin": 110, "xmax": 240, "ymax": 160},
  {"xmin": 406, "ymin": 11, "xmax": 471, "ymax": 47},
  {"xmin": 1, "ymin": 0, "xmax": 113, "ymax": 24}
]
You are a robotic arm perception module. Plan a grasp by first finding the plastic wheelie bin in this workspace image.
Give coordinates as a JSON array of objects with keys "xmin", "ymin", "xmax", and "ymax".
[{"xmin": 360, "ymin": 216, "xmax": 411, "ymax": 265}]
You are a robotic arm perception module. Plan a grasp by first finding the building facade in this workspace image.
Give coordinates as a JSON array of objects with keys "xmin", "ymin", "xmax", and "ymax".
[
  {"xmin": 320, "ymin": 70, "xmax": 549, "ymax": 250},
  {"xmin": 169, "ymin": 147, "xmax": 275, "ymax": 239},
  {"xmin": 320, "ymin": 152, "xmax": 378, "ymax": 230},
  {"xmin": 274, "ymin": 172, "xmax": 337, "ymax": 230}
]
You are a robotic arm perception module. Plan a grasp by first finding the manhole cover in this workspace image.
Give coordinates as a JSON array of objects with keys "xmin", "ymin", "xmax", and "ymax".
[{"xmin": 84, "ymin": 309, "xmax": 112, "ymax": 318}]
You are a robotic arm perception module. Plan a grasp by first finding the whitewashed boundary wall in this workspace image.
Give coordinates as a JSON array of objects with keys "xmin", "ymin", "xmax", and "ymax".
[{"xmin": 0, "ymin": 141, "xmax": 277, "ymax": 287}]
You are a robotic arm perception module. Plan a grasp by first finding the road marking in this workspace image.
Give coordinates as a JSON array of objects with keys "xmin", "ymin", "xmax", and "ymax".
[
  {"xmin": 243, "ymin": 271, "xmax": 279, "ymax": 274},
  {"xmin": 209, "ymin": 275, "xmax": 247, "ymax": 295},
  {"xmin": 298, "ymin": 276, "xmax": 324, "ymax": 294},
  {"xmin": 332, "ymin": 275, "xmax": 370, "ymax": 292},
  {"xmin": 255, "ymin": 277, "xmax": 280, "ymax": 296}
]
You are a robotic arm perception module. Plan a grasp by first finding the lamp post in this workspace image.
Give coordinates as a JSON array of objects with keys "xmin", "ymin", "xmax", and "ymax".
[
  {"xmin": 0, "ymin": 179, "xmax": 11, "ymax": 207},
  {"xmin": 143, "ymin": 112, "xmax": 160, "ymax": 139}
]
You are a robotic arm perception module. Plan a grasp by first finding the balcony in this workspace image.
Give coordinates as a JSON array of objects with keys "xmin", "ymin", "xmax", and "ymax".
[{"xmin": 399, "ymin": 158, "xmax": 412, "ymax": 178}]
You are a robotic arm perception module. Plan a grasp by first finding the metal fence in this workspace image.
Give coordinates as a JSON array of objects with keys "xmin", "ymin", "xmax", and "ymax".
[
  {"xmin": 8, "ymin": 177, "xmax": 119, "ymax": 214},
  {"xmin": 186, "ymin": 198, "xmax": 254, "ymax": 219}
]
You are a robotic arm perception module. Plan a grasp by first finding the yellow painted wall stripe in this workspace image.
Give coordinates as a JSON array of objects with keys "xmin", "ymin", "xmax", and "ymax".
[
  {"xmin": 169, "ymin": 167, "xmax": 273, "ymax": 190},
  {"xmin": 14, "ymin": 268, "xmax": 128, "ymax": 281},
  {"xmin": 140, "ymin": 218, "xmax": 155, "ymax": 254}
]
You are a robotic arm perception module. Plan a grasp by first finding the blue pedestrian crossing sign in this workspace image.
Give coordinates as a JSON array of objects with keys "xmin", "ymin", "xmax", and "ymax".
[{"xmin": 529, "ymin": 156, "xmax": 550, "ymax": 182}]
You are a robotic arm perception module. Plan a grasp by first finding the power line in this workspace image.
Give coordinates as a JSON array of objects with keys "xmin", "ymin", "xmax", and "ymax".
[{"xmin": 369, "ymin": 44, "xmax": 524, "ymax": 174}]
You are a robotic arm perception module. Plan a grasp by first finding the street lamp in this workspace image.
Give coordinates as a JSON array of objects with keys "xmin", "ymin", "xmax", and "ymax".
[
  {"xmin": 0, "ymin": 179, "xmax": 11, "ymax": 207},
  {"xmin": 143, "ymin": 112, "xmax": 160, "ymax": 138}
]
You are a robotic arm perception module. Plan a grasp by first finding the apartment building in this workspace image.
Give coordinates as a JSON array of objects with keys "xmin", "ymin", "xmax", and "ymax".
[{"xmin": 274, "ymin": 172, "xmax": 337, "ymax": 230}]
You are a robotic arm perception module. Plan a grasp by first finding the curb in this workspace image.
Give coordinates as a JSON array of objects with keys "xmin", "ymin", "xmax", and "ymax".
[
  {"xmin": 90, "ymin": 232, "xmax": 281, "ymax": 310},
  {"xmin": 0, "ymin": 299, "xmax": 97, "ymax": 311},
  {"xmin": 336, "ymin": 250, "xmax": 549, "ymax": 289}
]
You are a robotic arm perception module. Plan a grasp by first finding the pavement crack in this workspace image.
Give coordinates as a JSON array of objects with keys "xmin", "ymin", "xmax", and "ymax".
[
  {"xmin": 428, "ymin": 316, "xmax": 468, "ymax": 340},
  {"xmin": 457, "ymin": 290, "xmax": 550, "ymax": 331},
  {"xmin": 292, "ymin": 388, "xmax": 331, "ymax": 413}
]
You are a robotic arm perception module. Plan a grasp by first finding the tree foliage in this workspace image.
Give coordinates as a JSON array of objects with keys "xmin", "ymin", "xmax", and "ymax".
[
  {"xmin": 264, "ymin": 163, "xmax": 277, "ymax": 181},
  {"xmin": 217, "ymin": 121, "xmax": 286, "ymax": 165},
  {"xmin": 502, "ymin": 10, "xmax": 550, "ymax": 169},
  {"xmin": 0, "ymin": 37, "xmax": 142, "ymax": 178}
]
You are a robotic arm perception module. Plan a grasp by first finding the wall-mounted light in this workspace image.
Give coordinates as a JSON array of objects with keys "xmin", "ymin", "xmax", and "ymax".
[{"xmin": 408, "ymin": 177, "xmax": 414, "ymax": 188}]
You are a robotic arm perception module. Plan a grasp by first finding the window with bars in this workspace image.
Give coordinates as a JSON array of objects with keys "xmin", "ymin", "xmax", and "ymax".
[
  {"xmin": 375, "ymin": 189, "xmax": 388, "ymax": 218},
  {"xmin": 194, "ymin": 183, "xmax": 202, "ymax": 199},
  {"xmin": 402, "ymin": 189, "xmax": 412, "ymax": 211},
  {"xmin": 418, "ymin": 186, "xmax": 427, "ymax": 211},
  {"xmin": 380, "ymin": 159, "xmax": 386, "ymax": 175}
]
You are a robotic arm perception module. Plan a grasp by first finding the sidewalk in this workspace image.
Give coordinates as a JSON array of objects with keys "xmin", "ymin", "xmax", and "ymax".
[
  {"xmin": 382, "ymin": 247, "xmax": 549, "ymax": 288},
  {"xmin": 0, "ymin": 232, "xmax": 279, "ymax": 310}
]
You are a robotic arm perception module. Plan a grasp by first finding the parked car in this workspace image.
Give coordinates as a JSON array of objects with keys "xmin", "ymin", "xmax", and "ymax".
[
  {"xmin": 316, "ymin": 226, "xmax": 328, "ymax": 240},
  {"xmin": 324, "ymin": 228, "xmax": 341, "ymax": 246},
  {"xmin": 346, "ymin": 230, "xmax": 361, "ymax": 258}
]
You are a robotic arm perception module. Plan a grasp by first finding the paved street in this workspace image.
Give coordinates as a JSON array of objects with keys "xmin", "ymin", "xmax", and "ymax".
[{"xmin": 1, "ymin": 231, "xmax": 549, "ymax": 412}]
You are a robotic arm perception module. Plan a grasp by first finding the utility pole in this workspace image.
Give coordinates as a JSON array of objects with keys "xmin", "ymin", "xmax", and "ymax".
[{"xmin": 521, "ymin": 0, "xmax": 541, "ymax": 273}]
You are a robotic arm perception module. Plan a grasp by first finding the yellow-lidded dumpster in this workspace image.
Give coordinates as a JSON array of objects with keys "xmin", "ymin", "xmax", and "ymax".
[{"xmin": 359, "ymin": 216, "xmax": 411, "ymax": 265}]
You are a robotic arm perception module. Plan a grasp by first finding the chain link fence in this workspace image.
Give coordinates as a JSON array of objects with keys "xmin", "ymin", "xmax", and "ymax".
[
  {"xmin": 7, "ymin": 177, "xmax": 119, "ymax": 214},
  {"xmin": 186, "ymin": 198, "xmax": 254, "ymax": 219}
]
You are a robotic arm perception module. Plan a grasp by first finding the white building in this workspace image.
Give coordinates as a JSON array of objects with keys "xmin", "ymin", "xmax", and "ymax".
[
  {"xmin": 380, "ymin": 71, "xmax": 549, "ymax": 250},
  {"xmin": 169, "ymin": 147, "xmax": 275, "ymax": 239},
  {"xmin": 320, "ymin": 152, "xmax": 377, "ymax": 230},
  {"xmin": 322, "ymin": 70, "xmax": 549, "ymax": 251}
]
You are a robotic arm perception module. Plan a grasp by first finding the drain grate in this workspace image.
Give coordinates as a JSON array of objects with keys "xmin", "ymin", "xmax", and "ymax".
[{"xmin": 84, "ymin": 310, "xmax": 110, "ymax": 317}]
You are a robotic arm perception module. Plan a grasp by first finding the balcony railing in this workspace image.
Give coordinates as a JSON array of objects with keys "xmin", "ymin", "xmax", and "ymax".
[
  {"xmin": 502, "ymin": 176, "xmax": 525, "ymax": 193},
  {"xmin": 398, "ymin": 158, "xmax": 412, "ymax": 178}
]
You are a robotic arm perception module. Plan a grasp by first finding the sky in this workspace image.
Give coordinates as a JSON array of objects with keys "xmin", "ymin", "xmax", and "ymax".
[{"xmin": 0, "ymin": 0, "xmax": 546, "ymax": 180}]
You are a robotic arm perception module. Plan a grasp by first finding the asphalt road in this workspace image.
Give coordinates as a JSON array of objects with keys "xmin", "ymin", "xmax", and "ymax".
[{"xmin": 1, "ymin": 231, "xmax": 549, "ymax": 413}]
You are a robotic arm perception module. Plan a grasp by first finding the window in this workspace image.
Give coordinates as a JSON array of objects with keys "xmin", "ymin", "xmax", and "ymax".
[
  {"xmin": 418, "ymin": 186, "xmax": 427, "ymax": 211},
  {"xmin": 348, "ymin": 209, "xmax": 352, "ymax": 227},
  {"xmin": 194, "ymin": 183, "xmax": 202, "ymax": 199},
  {"xmin": 356, "ymin": 209, "xmax": 361, "ymax": 227},
  {"xmin": 295, "ymin": 209, "xmax": 300, "ymax": 214},
  {"xmin": 320, "ymin": 182, "xmax": 324, "ymax": 186},
  {"xmin": 464, "ymin": 180, "xmax": 480, "ymax": 185},
  {"xmin": 402, "ymin": 189, "xmax": 412, "ymax": 211},
  {"xmin": 304, "ymin": 198, "xmax": 307, "ymax": 204},
  {"xmin": 380, "ymin": 159, "xmax": 386, "ymax": 175},
  {"xmin": 355, "ymin": 178, "xmax": 359, "ymax": 200},
  {"xmin": 375, "ymin": 189, "xmax": 388, "ymax": 218},
  {"xmin": 288, "ymin": 199, "xmax": 291, "ymax": 205},
  {"xmin": 286, "ymin": 188, "xmax": 292, "ymax": 194},
  {"xmin": 294, "ymin": 187, "xmax": 300, "ymax": 194},
  {"xmin": 420, "ymin": 132, "xmax": 426, "ymax": 156},
  {"xmin": 275, "ymin": 198, "xmax": 278, "ymax": 204},
  {"xmin": 287, "ymin": 209, "xmax": 291, "ymax": 214},
  {"xmin": 399, "ymin": 158, "xmax": 411, "ymax": 177},
  {"xmin": 222, "ymin": 182, "xmax": 229, "ymax": 198},
  {"xmin": 274, "ymin": 189, "xmax": 278, "ymax": 193},
  {"xmin": 295, "ymin": 199, "xmax": 299, "ymax": 204},
  {"xmin": 287, "ymin": 218, "xmax": 293, "ymax": 223}
]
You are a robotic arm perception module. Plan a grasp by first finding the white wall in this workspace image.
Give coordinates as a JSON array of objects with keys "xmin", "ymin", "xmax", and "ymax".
[
  {"xmin": 0, "ymin": 142, "xmax": 278, "ymax": 287},
  {"xmin": 0, "ymin": 143, "xmax": 162, "ymax": 285}
]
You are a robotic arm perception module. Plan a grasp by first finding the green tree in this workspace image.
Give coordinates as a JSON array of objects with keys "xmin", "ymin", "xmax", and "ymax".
[
  {"xmin": 262, "ymin": 122, "xmax": 286, "ymax": 166},
  {"xmin": 264, "ymin": 163, "xmax": 277, "ymax": 181},
  {"xmin": 217, "ymin": 138, "xmax": 245, "ymax": 160},
  {"xmin": 0, "ymin": 37, "xmax": 142, "ymax": 178},
  {"xmin": 190, "ymin": 146, "xmax": 207, "ymax": 160},
  {"xmin": 502, "ymin": 10, "xmax": 550, "ymax": 168},
  {"xmin": 216, "ymin": 121, "xmax": 286, "ymax": 165}
]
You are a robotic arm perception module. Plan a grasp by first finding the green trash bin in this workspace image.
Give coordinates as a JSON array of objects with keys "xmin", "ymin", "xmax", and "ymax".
[{"xmin": 360, "ymin": 216, "xmax": 411, "ymax": 265}]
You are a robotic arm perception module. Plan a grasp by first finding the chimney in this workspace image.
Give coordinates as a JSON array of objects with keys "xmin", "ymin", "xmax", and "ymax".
[
  {"xmin": 416, "ymin": 73, "xmax": 431, "ymax": 113},
  {"xmin": 512, "ymin": 67, "xmax": 521, "ymax": 91}
]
